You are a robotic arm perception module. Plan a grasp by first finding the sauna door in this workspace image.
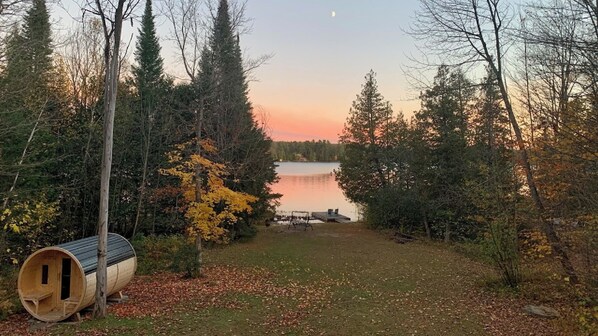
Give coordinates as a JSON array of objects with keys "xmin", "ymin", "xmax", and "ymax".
[{"xmin": 60, "ymin": 258, "xmax": 71, "ymax": 300}]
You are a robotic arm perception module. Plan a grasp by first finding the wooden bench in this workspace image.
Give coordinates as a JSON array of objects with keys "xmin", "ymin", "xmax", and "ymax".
[
  {"xmin": 63, "ymin": 297, "xmax": 80, "ymax": 316},
  {"xmin": 22, "ymin": 290, "xmax": 53, "ymax": 314}
]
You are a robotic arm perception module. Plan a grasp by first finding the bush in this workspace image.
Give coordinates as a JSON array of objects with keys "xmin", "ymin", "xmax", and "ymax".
[
  {"xmin": 170, "ymin": 241, "xmax": 201, "ymax": 278},
  {"xmin": 133, "ymin": 234, "xmax": 203, "ymax": 278},
  {"xmin": 482, "ymin": 220, "xmax": 521, "ymax": 288},
  {"xmin": 0, "ymin": 267, "xmax": 21, "ymax": 320},
  {"xmin": 233, "ymin": 221, "xmax": 257, "ymax": 242},
  {"xmin": 132, "ymin": 235, "xmax": 186, "ymax": 275},
  {"xmin": 364, "ymin": 187, "xmax": 405, "ymax": 229}
]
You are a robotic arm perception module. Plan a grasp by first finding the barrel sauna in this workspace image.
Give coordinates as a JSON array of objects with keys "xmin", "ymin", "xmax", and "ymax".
[{"xmin": 17, "ymin": 233, "xmax": 136, "ymax": 322}]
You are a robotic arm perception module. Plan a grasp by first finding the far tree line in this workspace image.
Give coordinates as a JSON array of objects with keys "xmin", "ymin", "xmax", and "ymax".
[{"xmin": 271, "ymin": 140, "xmax": 344, "ymax": 162}]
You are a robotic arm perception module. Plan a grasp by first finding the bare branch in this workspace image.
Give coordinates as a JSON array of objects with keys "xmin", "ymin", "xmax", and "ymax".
[{"xmin": 160, "ymin": 0, "xmax": 208, "ymax": 80}]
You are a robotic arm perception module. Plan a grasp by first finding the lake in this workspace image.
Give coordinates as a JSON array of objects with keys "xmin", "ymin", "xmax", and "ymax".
[{"xmin": 271, "ymin": 162, "xmax": 359, "ymax": 221}]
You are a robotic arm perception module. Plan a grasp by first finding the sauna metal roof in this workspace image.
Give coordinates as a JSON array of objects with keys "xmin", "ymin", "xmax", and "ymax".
[{"xmin": 57, "ymin": 233, "xmax": 135, "ymax": 275}]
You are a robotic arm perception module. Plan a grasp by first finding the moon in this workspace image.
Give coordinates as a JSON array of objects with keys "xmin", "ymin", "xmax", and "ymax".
[{"xmin": 331, "ymin": 11, "xmax": 336, "ymax": 18}]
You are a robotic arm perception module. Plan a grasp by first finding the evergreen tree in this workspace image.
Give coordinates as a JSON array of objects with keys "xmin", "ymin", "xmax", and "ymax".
[
  {"xmin": 414, "ymin": 65, "xmax": 474, "ymax": 241},
  {"xmin": 130, "ymin": 0, "xmax": 168, "ymax": 236},
  {"xmin": 1, "ymin": 0, "xmax": 63, "ymax": 264},
  {"xmin": 132, "ymin": 0, "xmax": 164, "ymax": 97},
  {"xmin": 21, "ymin": 0, "xmax": 53, "ymax": 86},
  {"xmin": 336, "ymin": 70, "xmax": 398, "ymax": 204},
  {"xmin": 471, "ymin": 68, "xmax": 512, "ymax": 168},
  {"xmin": 1, "ymin": 0, "xmax": 54, "ymax": 202},
  {"xmin": 2, "ymin": 27, "xmax": 27, "ymax": 89},
  {"xmin": 0, "ymin": 28, "xmax": 27, "ymax": 178},
  {"xmin": 198, "ymin": 0, "xmax": 276, "ymax": 236}
]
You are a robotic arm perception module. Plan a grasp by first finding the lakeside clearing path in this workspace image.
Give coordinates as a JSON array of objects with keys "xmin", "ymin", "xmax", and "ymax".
[{"xmin": 1, "ymin": 223, "xmax": 565, "ymax": 335}]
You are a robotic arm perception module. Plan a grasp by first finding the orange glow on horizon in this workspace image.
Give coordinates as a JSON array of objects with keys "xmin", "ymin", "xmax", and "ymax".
[{"xmin": 255, "ymin": 105, "xmax": 344, "ymax": 143}]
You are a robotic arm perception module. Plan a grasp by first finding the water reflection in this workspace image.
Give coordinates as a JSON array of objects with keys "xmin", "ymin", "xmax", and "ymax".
[{"xmin": 272, "ymin": 162, "xmax": 358, "ymax": 220}]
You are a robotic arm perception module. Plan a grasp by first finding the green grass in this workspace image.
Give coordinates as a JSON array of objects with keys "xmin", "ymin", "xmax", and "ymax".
[{"xmin": 49, "ymin": 223, "xmax": 506, "ymax": 335}]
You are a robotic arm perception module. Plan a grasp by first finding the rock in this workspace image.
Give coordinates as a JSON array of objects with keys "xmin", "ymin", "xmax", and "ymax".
[{"xmin": 523, "ymin": 305, "xmax": 560, "ymax": 318}]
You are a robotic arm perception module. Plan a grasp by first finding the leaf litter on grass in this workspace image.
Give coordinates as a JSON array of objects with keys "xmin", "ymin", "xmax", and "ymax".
[{"xmin": 0, "ymin": 223, "xmax": 581, "ymax": 335}]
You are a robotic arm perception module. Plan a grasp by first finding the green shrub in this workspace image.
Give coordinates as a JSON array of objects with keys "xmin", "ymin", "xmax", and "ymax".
[
  {"xmin": 132, "ymin": 235, "xmax": 185, "ymax": 275},
  {"xmin": 482, "ymin": 220, "xmax": 521, "ymax": 288},
  {"xmin": 133, "ymin": 235, "xmax": 203, "ymax": 278},
  {"xmin": 364, "ymin": 187, "xmax": 404, "ymax": 229},
  {"xmin": 170, "ymin": 242, "xmax": 201, "ymax": 278},
  {"xmin": 0, "ymin": 267, "xmax": 21, "ymax": 320},
  {"xmin": 234, "ymin": 221, "xmax": 257, "ymax": 242},
  {"xmin": 452, "ymin": 240, "xmax": 491, "ymax": 263}
]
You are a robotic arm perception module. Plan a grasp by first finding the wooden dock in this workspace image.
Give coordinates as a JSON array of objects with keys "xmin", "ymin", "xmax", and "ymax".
[{"xmin": 311, "ymin": 210, "xmax": 351, "ymax": 223}]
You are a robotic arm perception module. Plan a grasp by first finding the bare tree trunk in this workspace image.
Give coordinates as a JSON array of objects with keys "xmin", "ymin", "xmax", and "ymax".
[
  {"xmin": 132, "ymin": 120, "xmax": 152, "ymax": 238},
  {"xmin": 1, "ymin": 103, "xmax": 45, "ymax": 210},
  {"xmin": 93, "ymin": 0, "xmax": 127, "ymax": 318},
  {"xmin": 492, "ymin": 63, "xmax": 579, "ymax": 284},
  {"xmin": 423, "ymin": 211, "xmax": 431, "ymax": 239},
  {"xmin": 523, "ymin": 32, "xmax": 535, "ymax": 146},
  {"xmin": 444, "ymin": 222, "xmax": 450, "ymax": 243},
  {"xmin": 194, "ymin": 107, "xmax": 204, "ymax": 276},
  {"xmin": 194, "ymin": 232, "xmax": 202, "ymax": 276}
]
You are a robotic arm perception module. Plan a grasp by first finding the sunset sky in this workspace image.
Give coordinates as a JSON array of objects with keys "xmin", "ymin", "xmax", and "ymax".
[
  {"xmin": 241, "ymin": 0, "xmax": 421, "ymax": 142},
  {"xmin": 56, "ymin": 0, "xmax": 423, "ymax": 143}
]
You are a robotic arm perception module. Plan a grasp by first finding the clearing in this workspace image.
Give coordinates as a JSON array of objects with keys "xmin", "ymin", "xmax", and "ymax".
[{"xmin": 1, "ymin": 223, "xmax": 571, "ymax": 335}]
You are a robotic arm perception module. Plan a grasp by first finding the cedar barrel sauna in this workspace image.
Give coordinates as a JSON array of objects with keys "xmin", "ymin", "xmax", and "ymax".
[{"xmin": 17, "ymin": 233, "xmax": 136, "ymax": 322}]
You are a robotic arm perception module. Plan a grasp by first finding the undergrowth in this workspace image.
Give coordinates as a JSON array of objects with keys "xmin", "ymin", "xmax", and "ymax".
[{"xmin": 0, "ymin": 267, "xmax": 20, "ymax": 320}]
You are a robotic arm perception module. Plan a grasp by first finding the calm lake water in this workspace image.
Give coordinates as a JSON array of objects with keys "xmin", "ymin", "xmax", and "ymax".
[{"xmin": 271, "ymin": 162, "xmax": 359, "ymax": 221}]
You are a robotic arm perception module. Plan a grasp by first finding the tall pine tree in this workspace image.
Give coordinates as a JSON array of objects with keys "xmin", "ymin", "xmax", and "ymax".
[
  {"xmin": 336, "ymin": 70, "xmax": 397, "ymax": 204},
  {"xmin": 1, "ymin": 0, "xmax": 59, "ymax": 267},
  {"xmin": 131, "ymin": 0, "xmax": 167, "ymax": 236},
  {"xmin": 1, "ymin": 0, "xmax": 54, "ymax": 203},
  {"xmin": 414, "ymin": 65, "xmax": 474, "ymax": 241},
  {"xmin": 197, "ymin": 0, "xmax": 276, "ymax": 237},
  {"xmin": 132, "ymin": 0, "xmax": 164, "ymax": 97},
  {"xmin": 22, "ymin": 0, "xmax": 53, "ymax": 88}
]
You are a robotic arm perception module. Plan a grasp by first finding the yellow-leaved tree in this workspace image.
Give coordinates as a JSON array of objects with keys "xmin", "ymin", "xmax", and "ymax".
[
  {"xmin": 1, "ymin": 196, "xmax": 60, "ymax": 265},
  {"xmin": 161, "ymin": 141, "xmax": 257, "ymax": 277}
]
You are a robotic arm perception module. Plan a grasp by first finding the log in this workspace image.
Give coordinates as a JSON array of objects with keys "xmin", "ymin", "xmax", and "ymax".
[{"xmin": 394, "ymin": 232, "xmax": 417, "ymax": 241}]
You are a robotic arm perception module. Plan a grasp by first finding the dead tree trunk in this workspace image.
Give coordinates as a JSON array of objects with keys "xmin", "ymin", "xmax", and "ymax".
[
  {"xmin": 132, "ymin": 118, "xmax": 152, "ymax": 238},
  {"xmin": 1, "ymin": 102, "xmax": 46, "ymax": 210},
  {"xmin": 93, "ymin": 0, "xmax": 127, "ymax": 318}
]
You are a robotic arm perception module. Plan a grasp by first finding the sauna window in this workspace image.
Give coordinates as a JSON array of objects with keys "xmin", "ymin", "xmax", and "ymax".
[{"xmin": 41, "ymin": 265, "xmax": 49, "ymax": 285}]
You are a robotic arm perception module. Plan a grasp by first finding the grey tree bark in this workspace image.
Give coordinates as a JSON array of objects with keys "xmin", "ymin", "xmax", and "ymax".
[{"xmin": 82, "ymin": 0, "xmax": 139, "ymax": 318}]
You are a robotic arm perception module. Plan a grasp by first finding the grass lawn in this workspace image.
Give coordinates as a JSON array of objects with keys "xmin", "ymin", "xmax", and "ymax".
[{"xmin": 0, "ymin": 222, "xmax": 572, "ymax": 335}]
